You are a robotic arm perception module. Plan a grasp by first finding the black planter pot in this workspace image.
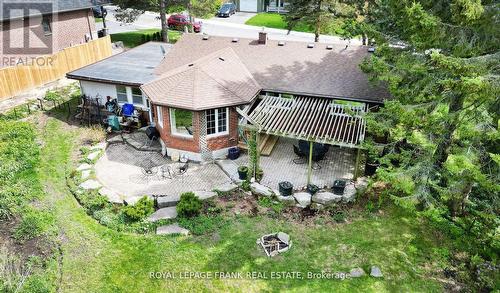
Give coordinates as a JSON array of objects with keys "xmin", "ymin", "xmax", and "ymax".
[
  {"xmin": 332, "ymin": 179, "xmax": 347, "ymax": 195},
  {"xmin": 365, "ymin": 162, "xmax": 379, "ymax": 176},
  {"xmin": 228, "ymin": 147, "xmax": 240, "ymax": 160},
  {"xmin": 278, "ymin": 181, "xmax": 293, "ymax": 196},
  {"xmin": 306, "ymin": 184, "xmax": 319, "ymax": 195},
  {"xmin": 238, "ymin": 167, "xmax": 248, "ymax": 180}
]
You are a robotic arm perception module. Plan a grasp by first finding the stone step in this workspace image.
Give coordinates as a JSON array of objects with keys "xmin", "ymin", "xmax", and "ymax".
[
  {"xmin": 79, "ymin": 179, "xmax": 101, "ymax": 190},
  {"xmin": 156, "ymin": 223, "xmax": 189, "ymax": 235},
  {"xmin": 215, "ymin": 160, "xmax": 240, "ymax": 182},
  {"xmin": 147, "ymin": 207, "xmax": 177, "ymax": 222},
  {"xmin": 156, "ymin": 195, "xmax": 180, "ymax": 208}
]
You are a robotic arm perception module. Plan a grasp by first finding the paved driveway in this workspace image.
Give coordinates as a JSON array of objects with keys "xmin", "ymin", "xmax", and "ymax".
[{"xmin": 209, "ymin": 12, "xmax": 256, "ymax": 24}]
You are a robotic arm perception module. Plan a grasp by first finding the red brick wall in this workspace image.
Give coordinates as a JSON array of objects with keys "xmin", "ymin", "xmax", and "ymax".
[
  {"xmin": 206, "ymin": 107, "xmax": 238, "ymax": 151},
  {"xmin": 154, "ymin": 105, "xmax": 200, "ymax": 153},
  {"xmin": 154, "ymin": 105, "xmax": 239, "ymax": 154},
  {"xmin": 0, "ymin": 9, "xmax": 96, "ymax": 66}
]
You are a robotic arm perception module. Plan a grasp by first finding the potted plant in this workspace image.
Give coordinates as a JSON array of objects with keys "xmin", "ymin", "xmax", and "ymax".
[
  {"xmin": 306, "ymin": 184, "xmax": 319, "ymax": 195},
  {"xmin": 256, "ymin": 168, "xmax": 264, "ymax": 182},
  {"xmin": 238, "ymin": 165, "xmax": 248, "ymax": 180},
  {"xmin": 332, "ymin": 179, "xmax": 347, "ymax": 195},
  {"xmin": 278, "ymin": 181, "xmax": 293, "ymax": 196}
]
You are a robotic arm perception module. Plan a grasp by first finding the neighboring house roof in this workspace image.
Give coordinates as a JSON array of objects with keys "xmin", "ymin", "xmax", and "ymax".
[
  {"xmin": 141, "ymin": 47, "xmax": 261, "ymax": 111},
  {"xmin": 153, "ymin": 34, "xmax": 389, "ymax": 104},
  {"xmin": 0, "ymin": 0, "xmax": 95, "ymax": 21},
  {"xmin": 67, "ymin": 42, "xmax": 172, "ymax": 86}
]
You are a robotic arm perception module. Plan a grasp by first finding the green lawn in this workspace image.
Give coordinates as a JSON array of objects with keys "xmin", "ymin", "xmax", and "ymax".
[
  {"xmin": 110, "ymin": 29, "xmax": 181, "ymax": 48},
  {"xmin": 245, "ymin": 13, "xmax": 313, "ymax": 33},
  {"xmin": 29, "ymin": 113, "xmax": 452, "ymax": 292},
  {"xmin": 95, "ymin": 17, "xmax": 103, "ymax": 23}
]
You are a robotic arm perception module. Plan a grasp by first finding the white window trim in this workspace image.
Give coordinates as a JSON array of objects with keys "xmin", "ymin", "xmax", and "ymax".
[
  {"xmin": 170, "ymin": 108, "xmax": 193, "ymax": 138},
  {"xmin": 115, "ymin": 86, "xmax": 146, "ymax": 108},
  {"xmin": 156, "ymin": 106, "xmax": 163, "ymax": 128},
  {"xmin": 206, "ymin": 107, "xmax": 229, "ymax": 138},
  {"xmin": 116, "ymin": 85, "xmax": 128, "ymax": 103}
]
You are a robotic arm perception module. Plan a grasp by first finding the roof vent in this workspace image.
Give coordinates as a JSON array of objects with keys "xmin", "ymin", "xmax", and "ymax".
[
  {"xmin": 202, "ymin": 35, "xmax": 209, "ymax": 40},
  {"xmin": 278, "ymin": 41, "xmax": 285, "ymax": 46},
  {"xmin": 232, "ymin": 38, "xmax": 239, "ymax": 43},
  {"xmin": 307, "ymin": 43, "xmax": 314, "ymax": 48},
  {"xmin": 368, "ymin": 47, "xmax": 375, "ymax": 53},
  {"xmin": 188, "ymin": 63, "xmax": 194, "ymax": 67},
  {"xmin": 326, "ymin": 45, "xmax": 333, "ymax": 50},
  {"xmin": 218, "ymin": 57, "xmax": 225, "ymax": 61}
]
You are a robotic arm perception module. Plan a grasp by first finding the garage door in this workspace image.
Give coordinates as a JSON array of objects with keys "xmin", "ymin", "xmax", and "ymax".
[{"xmin": 239, "ymin": 0, "xmax": 257, "ymax": 12}]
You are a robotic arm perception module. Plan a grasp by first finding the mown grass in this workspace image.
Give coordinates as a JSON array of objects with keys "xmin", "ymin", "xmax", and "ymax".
[
  {"xmin": 110, "ymin": 29, "xmax": 181, "ymax": 48},
  {"xmin": 33, "ymin": 114, "xmax": 452, "ymax": 292},
  {"xmin": 245, "ymin": 13, "xmax": 312, "ymax": 32},
  {"xmin": 245, "ymin": 13, "xmax": 349, "ymax": 36}
]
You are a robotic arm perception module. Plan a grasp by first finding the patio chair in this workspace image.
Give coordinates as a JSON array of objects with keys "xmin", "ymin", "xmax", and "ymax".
[{"xmin": 292, "ymin": 145, "xmax": 306, "ymax": 164}]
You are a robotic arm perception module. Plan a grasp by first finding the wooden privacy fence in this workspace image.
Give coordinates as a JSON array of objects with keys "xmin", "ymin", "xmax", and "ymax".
[{"xmin": 0, "ymin": 35, "xmax": 112, "ymax": 100}]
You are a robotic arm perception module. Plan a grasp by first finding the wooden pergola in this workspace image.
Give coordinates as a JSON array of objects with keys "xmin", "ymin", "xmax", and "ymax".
[{"xmin": 239, "ymin": 95, "xmax": 367, "ymax": 183}]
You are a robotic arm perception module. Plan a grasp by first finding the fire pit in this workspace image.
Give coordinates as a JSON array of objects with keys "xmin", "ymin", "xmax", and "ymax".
[{"xmin": 257, "ymin": 232, "xmax": 291, "ymax": 257}]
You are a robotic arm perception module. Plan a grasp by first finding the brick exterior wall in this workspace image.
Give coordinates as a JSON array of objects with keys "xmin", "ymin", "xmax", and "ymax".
[
  {"xmin": 1, "ymin": 9, "xmax": 96, "ymax": 67},
  {"xmin": 206, "ymin": 107, "xmax": 239, "ymax": 151},
  {"xmin": 154, "ymin": 105, "xmax": 239, "ymax": 155},
  {"xmin": 154, "ymin": 105, "xmax": 201, "ymax": 153}
]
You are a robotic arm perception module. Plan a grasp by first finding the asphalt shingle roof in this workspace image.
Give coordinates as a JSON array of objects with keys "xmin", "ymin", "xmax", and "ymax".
[
  {"xmin": 67, "ymin": 42, "xmax": 172, "ymax": 86},
  {"xmin": 1, "ymin": 0, "xmax": 96, "ymax": 21},
  {"xmin": 141, "ymin": 47, "xmax": 261, "ymax": 110},
  {"xmin": 154, "ymin": 34, "xmax": 389, "ymax": 104}
]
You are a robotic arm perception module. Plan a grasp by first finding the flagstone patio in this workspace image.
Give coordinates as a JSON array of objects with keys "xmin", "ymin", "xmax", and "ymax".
[{"xmin": 94, "ymin": 143, "xmax": 232, "ymax": 199}]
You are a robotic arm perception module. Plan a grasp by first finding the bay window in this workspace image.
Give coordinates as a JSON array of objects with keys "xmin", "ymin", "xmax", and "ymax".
[
  {"xmin": 170, "ymin": 108, "xmax": 193, "ymax": 137},
  {"xmin": 206, "ymin": 107, "xmax": 228, "ymax": 136}
]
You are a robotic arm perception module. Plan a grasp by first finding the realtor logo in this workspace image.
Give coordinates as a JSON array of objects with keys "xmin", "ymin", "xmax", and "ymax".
[{"xmin": 2, "ymin": 1, "xmax": 54, "ymax": 55}]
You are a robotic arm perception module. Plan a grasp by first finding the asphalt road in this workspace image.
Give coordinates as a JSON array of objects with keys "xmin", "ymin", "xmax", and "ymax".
[{"xmin": 97, "ymin": 7, "xmax": 361, "ymax": 45}]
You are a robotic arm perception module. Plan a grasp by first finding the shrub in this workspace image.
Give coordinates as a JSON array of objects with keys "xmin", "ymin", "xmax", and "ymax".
[
  {"xmin": 80, "ymin": 125, "xmax": 105, "ymax": 145},
  {"xmin": 258, "ymin": 196, "xmax": 284, "ymax": 214},
  {"xmin": 176, "ymin": 192, "xmax": 202, "ymax": 218},
  {"xmin": 203, "ymin": 199, "xmax": 223, "ymax": 215},
  {"xmin": 122, "ymin": 196, "xmax": 154, "ymax": 221},
  {"xmin": 14, "ymin": 208, "xmax": 54, "ymax": 241},
  {"xmin": 241, "ymin": 180, "xmax": 251, "ymax": 192},
  {"xmin": 331, "ymin": 210, "xmax": 347, "ymax": 223},
  {"xmin": 80, "ymin": 192, "xmax": 108, "ymax": 213}
]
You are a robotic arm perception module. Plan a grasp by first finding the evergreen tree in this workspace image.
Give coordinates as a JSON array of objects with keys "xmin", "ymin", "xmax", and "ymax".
[{"xmin": 360, "ymin": 1, "xmax": 499, "ymax": 288}]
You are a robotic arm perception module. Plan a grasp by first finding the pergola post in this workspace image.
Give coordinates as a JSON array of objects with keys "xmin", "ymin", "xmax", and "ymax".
[
  {"xmin": 307, "ymin": 141, "xmax": 313, "ymax": 185},
  {"xmin": 354, "ymin": 148, "xmax": 361, "ymax": 180}
]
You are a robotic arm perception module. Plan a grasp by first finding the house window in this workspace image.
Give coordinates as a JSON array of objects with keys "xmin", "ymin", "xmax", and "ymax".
[
  {"xmin": 156, "ymin": 106, "xmax": 163, "ymax": 128},
  {"xmin": 206, "ymin": 107, "xmax": 228, "ymax": 136},
  {"xmin": 170, "ymin": 108, "xmax": 193, "ymax": 137},
  {"xmin": 42, "ymin": 15, "xmax": 51, "ymax": 35},
  {"xmin": 116, "ymin": 86, "xmax": 128, "ymax": 103},
  {"xmin": 131, "ymin": 88, "xmax": 143, "ymax": 105}
]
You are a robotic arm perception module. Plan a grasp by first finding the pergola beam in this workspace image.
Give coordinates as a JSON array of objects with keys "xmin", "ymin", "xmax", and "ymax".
[{"xmin": 246, "ymin": 95, "xmax": 367, "ymax": 148}]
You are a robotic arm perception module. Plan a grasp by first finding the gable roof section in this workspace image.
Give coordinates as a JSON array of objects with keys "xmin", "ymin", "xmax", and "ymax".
[
  {"xmin": 1, "ymin": 0, "xmax": 95, "ymax": 21},
  {"xmin": 142, "ymin": 47, "xmax": 261, "ymax": 111},
  {"xmin": 154, "ymin": 34, "xmax": 389, "ymax": 104}
]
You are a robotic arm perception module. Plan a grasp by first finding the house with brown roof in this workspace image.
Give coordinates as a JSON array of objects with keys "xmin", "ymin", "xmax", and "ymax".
[
  {"xmin": 0, "ymin": 0, "xmax": 101, "ymax": 68},
  {"xmin": 141, "ymin": 33, "xmax": 388, "ymax": 162}
]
